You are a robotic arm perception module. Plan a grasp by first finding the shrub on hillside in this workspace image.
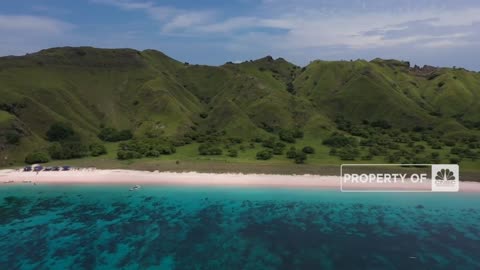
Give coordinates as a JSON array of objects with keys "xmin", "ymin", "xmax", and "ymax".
[
  {"xmin": 46, "ymin": 122, "xmax": 74, "ymax": 141},
  {"xmin": 145, "ymin": 150, "xmax": 161, "ymax": 157},
  {"xmin": 227, "ymin": 149, "xmax": 238, "ymax": 157},
  {"xmin": 89, "ymin": 143, "xmax": 107, "ymax": 157},
  {"xmin": 198, "ymin": 143, "xmax": 222, "ymax": 155},
  {"xmin": 25, "ymin": 152, "xmax": 50, "ymax": 164},
  {"xmin": 272, "ymin": 142, "xmax": 286, "ymax": 155},
  {"xmin": 431, "ymin": 152, "xmax": 441, "ymax": 163},
  {"xmin": 386, "ymin": 153, "xmax": 401, "ymax": 163},
  {"xmin": 279, "ymin": 130, "xmax": 296, "ymax": 143},
  {"xmin": 294, "ymin": 151, "xmax": 307, "ymax": 164},
  {"xmin": 361, "ymin": 154, "xmax": 373, "ymax": 160},
  {"xmin": 48, "ymin": 141, "xmax": 89, "ymax": 159},
  {"xmin": 413, "ymin": 144, "xmax": 426, "ymax": 154},
  {"xmin": 98, "ymin": 127, "xmax": 133, "ymax": 142},
  {"xmin": 286, "ymin": 82, "xmax": 295, "ymax": 94},
  {"xmin": 63, "ymin": 142, "xmax": 88, "ymax": 158},
  {"xmin": 262, "ymin": 137, "xmax": 277, "ymax": 148},
  {"xmin": 273, "ymin": 146, "xmax": 284, "ymax": 155},
  {"xmin": 292, "ymin": 129, "xmax": 304, "ymax": 139},
  {"xmin": 286, "ymin": 147, "xmax": 297, "ymax": 159},
  {"xmin": 371, "ymin": 120, "xmax": 392, "ymax": 129},
  {"xmin": 119, "ymin": 138, "xmax": 176, "ymax": 157},
  {"xmin": 337, "ymin": 146, "xmax": 360, "ymax": 160},
  {"xmin": 441, "ymin": 138, "xmax": 456, "ymax": 146},
  {"xmin": 450, "ymin": 157, "xmax": 461, "ymax": 164},
  {"xmin": 302, "ymin": 146, "xmax": 315, "ymax": 154},
  {"xmin": 349, "ymin": 126, "xmax": 369, "ymax": 137},
  {"xmin": 256, "ymin": 150, "xmax": 273, "ymax": 160},
  {"xmin": 227, "ymin": 137, "xmax": 243, "ymax": 144},
  {"xmin": 117, "ymin": 150, "xmax": 142, "ymax": 160},
  {"xmin": 5, "ymin": 130, "xmax": 21, "ymax": 145},
  {"xmin": 323, "ymin": 133, "xmax": 358, "ymax": 148}
]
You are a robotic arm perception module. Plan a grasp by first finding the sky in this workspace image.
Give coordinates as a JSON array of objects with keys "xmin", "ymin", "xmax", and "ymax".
[{"xmin": 1, "ymin": 0, "xmax": 480, "ymax": 70}]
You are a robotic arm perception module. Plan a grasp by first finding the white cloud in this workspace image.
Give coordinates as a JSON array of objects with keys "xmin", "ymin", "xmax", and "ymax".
[
  {"xmin": 91, "ymin": 0, "xmax": 154, "ymax": 10},
  {"xmin": 0, "ymin": 15, "xmax": 72, "ymax": 35},
  {"xmin": 0, "ymin": 15, "xmax": 73, "ymax": 56},
  {"xmin": 91, "ymin": 0, "xmax": 215, "ymax": 31},
  {"xmin": 163, "ymin": 11, "xmax": 215, "ymax": 32},
  {"xmin": 201, "ymin": 7, "xmax": 480, "ymax": 52},
  {"xmin": 89, "ymin": 0, "xmax": 480, "ymax": 68}
]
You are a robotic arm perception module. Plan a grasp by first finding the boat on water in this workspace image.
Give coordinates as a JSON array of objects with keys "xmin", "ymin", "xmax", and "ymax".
[{"xmin": 129, "ymin": 185, "xmax": 141, "ymax": 191}]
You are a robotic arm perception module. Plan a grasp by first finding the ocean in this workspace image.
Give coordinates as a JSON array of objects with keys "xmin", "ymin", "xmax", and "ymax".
[{"xmin": 0, "ymin": 184, "xmax": 479, "ymax": 270}]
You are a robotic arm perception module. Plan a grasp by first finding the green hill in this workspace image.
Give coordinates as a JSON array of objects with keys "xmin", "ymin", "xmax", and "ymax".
[{"xmin": 0, "ymin": 47, "xmax": 479, "ymax": 171}]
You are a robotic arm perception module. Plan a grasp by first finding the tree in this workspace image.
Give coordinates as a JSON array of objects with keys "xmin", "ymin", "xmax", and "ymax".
[
  {"xmin": 294, "ymin": 151, "xmax": 307, "ymax": 164},
  {"xmin": 145, "ymin": 150, "xmax": 161, "ymax": 157},
  {"xmin": 48, "ymin": 142, "xmax": 64, "ymax": 159},
  {"xmin": 323, "ymin": 133, "xmax": 358, "ymax": 148},
  {"xmin": 46, "ymin": 122, "xmax": 74, "ymax": 141},
  {"xmin": 279, "ymin": 130, "xmax": 295, "ymax": 143},
  {"xmin": 337, "ymin": 146, "xmax": 360, "ymax": 160},
  {"xmin": 273, "ymin": 142, "xmax": 285, "ymax": 155},
  {"xmin": 256, "ymin": 150, "xmax": 273, "ymax": 160},
  {"xmin": 286, "ymin": 147, "xmax": 297, "ymax": 159},
  {"xmin": 48, "ymin": 141, "xmax": 88, "ymax": 159},
  {"xmin": 286, "ymin": 82, "xmax": 295, "ymax": 94},
  {"xmin": 117, "ymin": 150, "xmax": 142, "ymax": 160},
  {"xmin": 227, "ymin": 149, "xmax": 238, "ymax": 157},
  {"xmin": 292, "ymin": 129, "xmax": 304, "ymax": 139},
  {"xmin": 450, "ymin": 157, "xmax": 461, "ymax": 164},
  {"xmin": 198, "ymin": 143, "xmax": 222, "ymax": 155},
  {"xmin": 5, "ymin": 131, "xmax": 21, "ymax": 145},
  {"xmin": 262, "ymin": 137, "xmax": 277, "ymax": 148},
  {"xmin": 25, "ymin": 152, "xmax": 50, "ymax": 164},
  {"xmin": 90, "ymin": 143, "xmax": 107, "ymax": 157},
  {"xmin": 98, "ymin": 127, "xmax": 133, "ymax": 142},
  {"xmin": 371, "ymin": 120, "xmax": 392, "ymax": 129},
  {"xmin": 302, "ymin": 146, "xmax": 315, "ymax": 154}
]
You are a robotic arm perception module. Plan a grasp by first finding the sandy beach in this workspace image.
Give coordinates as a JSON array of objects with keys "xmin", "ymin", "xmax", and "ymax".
[{"xmin": 0, "ymin": 169, "xmax": 479, "ymax": 192}]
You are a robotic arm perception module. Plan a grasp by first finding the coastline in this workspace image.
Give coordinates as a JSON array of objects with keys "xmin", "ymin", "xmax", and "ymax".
[{"xmin": 1, "ymin": 169, "xmax": 480, "ymax": 192}]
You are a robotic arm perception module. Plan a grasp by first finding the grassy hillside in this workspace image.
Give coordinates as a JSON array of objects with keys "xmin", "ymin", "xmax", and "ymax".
[{"xmin": 0, "ymin": 47, "xmax": 479, "ymax": 172}]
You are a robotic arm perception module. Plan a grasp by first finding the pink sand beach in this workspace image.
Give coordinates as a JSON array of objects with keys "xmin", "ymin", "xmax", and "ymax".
[{"xmin": 1, "ymin": 169, "xmax": 480, "ymax": 192}]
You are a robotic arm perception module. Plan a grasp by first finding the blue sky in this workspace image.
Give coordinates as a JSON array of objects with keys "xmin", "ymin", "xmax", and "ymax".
[{"xmin": 1, "ymin": 0, "xmax": 480, "ymax": 70}]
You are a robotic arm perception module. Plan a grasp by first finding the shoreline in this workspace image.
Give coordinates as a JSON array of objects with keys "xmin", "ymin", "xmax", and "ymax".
[{"xmin": 1, "ymin": 169, "xmax": 480, "ymax": 192}]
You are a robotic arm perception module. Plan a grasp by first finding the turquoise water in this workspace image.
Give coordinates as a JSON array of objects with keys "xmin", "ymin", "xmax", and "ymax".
[{"xmin": 0, "ymin": 185, "xmax": 479, "ymax": 270}]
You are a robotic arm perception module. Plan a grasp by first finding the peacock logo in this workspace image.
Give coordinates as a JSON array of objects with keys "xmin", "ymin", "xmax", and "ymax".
[
  {"xmin": 435, "ymin": 168, "xmax": 456, "ymax": 183},
  {"xmin": 431, "ymin": 164, "xmax": 459, "ymax": 192}
]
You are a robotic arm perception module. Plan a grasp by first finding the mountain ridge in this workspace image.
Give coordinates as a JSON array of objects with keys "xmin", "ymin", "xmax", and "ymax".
[{"xmin": 0, "ymin": 46, "xmax": 479, "ymax": 167}]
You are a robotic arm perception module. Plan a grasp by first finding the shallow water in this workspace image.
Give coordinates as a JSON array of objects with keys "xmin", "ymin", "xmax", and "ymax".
[{"xmin": 0, "ymin": 184, "xmax": 479, "ymax": 270}]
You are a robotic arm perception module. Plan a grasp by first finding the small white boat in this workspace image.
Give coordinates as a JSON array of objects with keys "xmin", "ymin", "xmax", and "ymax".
[{"xmin": 129, "ymin": 185, "xmax": 141, "ymax": 191}]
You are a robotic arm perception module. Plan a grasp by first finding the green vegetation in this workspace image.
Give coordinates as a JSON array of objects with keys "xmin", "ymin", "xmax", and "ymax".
[
  {"xmin": 46, "ymin": 122, "xmax": 75, "ymax": 142},
  {"xmin": 118, "ymin": 138, "xmax": 176, "ymax": 160},
  {"xmin": 25, "ymin": 152, "xmax": 50, "ymax": 164},
  {"xmin": 302, "ymin": 146, "xmax": 315, "ymax": 154},
  {"xmin": 198, "ymin": 143, "xmax": 222, "ymax": 155},
  {"xmin": 286, "ymin": 147, "xmax": 297, "ymax": 159},
  {"xmin": 47, "ymin": 142, "xmax": 88, "ymax": 159},
  {"xmin": 294, "ymin": 151, "xmax": 307, "ymax": 164},
  {"xmin": 89, "ymin": 143, "xmax": 107, "ymax": 157},
  {"xmin": 0, "ymin": 47, "xmax": 478, "ymax": 174},
  {"xmin": 256, "ymin": 150, "xmax": 273, "ymax": 160},
  {"xmin": 98, "ymin": 127, "xmax": 133, "ymax": 142},
  {"xmin": 5, "ymin": 131, "xmax": 21, "ymax": 145}
]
